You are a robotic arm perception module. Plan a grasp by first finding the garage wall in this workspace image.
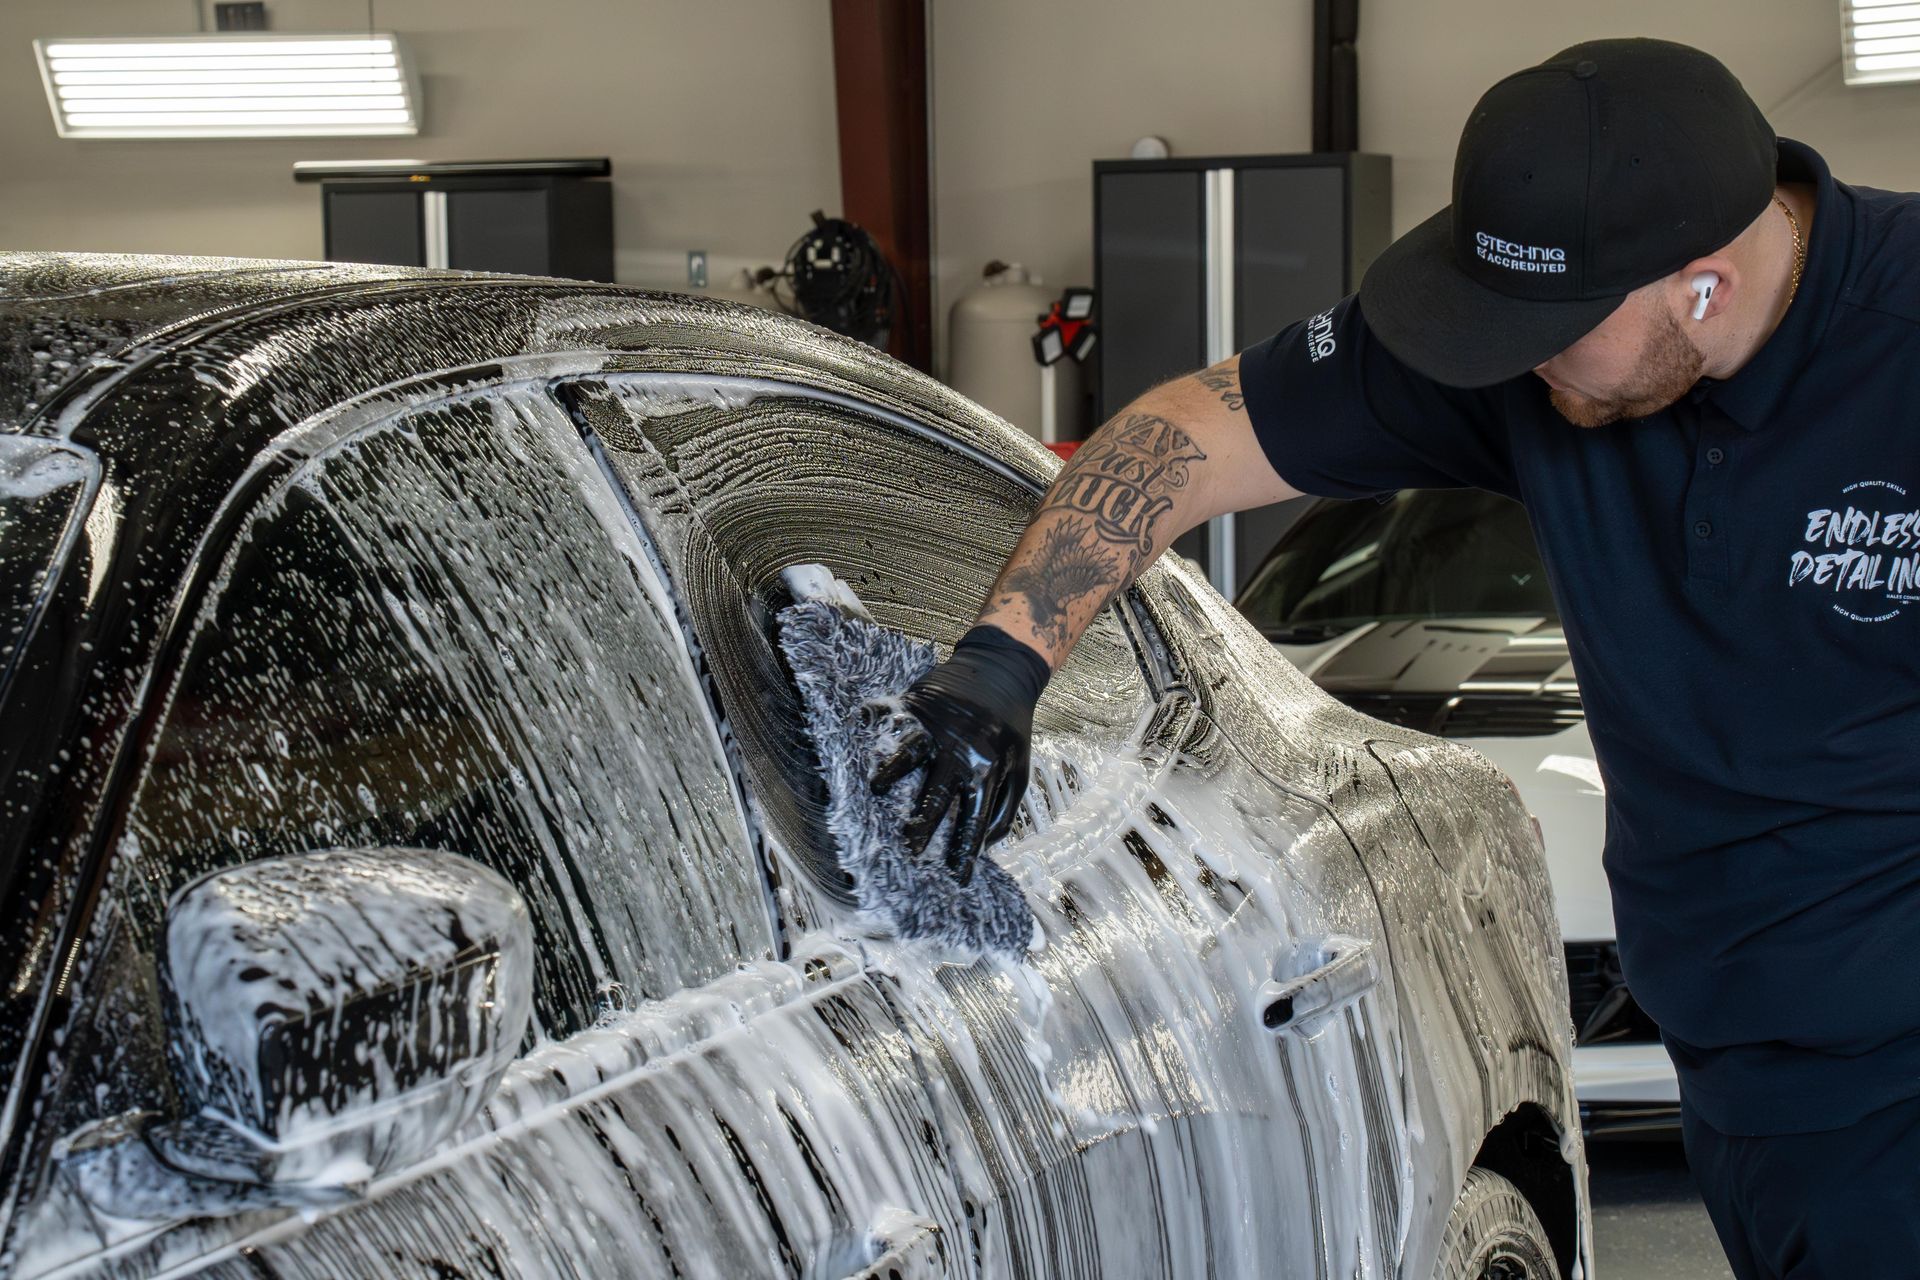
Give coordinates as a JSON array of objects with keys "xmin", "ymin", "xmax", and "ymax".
[
  {"xmin": 0, "ymin": 0, "xmax": 840, "ymax": 289},
  {"xmin": 927, "ymin": 0, "xmax": 1314, "ymax": 377},
  {"xmin": 1361, "ymin": 3, "xmax": 1920, "ymax": 239},
  {"xmin": 930, "ymin": 0, "xmax": 1920, "ymax": 391},
  {"xmin": 6, "ymin": 1, "xmax": 1918, "ymax": 392}
]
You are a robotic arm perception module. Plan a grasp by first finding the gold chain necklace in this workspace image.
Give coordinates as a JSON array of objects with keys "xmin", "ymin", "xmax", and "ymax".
[{"xmin": 1774, "ymin": 193, "xmax": 1805, "ymax": 307}]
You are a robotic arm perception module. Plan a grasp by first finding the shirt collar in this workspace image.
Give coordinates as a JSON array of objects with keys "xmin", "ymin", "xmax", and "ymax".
[{"xmin": 1690, "ymin": 139, "xmax": 1851, "ymax": 432}]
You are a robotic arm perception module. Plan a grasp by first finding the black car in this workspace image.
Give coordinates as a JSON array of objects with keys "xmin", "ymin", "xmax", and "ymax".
[{"xmin": 1, "ymin": 254, "xmax": 1588, "ymax": 1279}]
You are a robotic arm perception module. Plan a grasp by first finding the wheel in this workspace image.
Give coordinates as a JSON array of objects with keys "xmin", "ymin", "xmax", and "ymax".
[{"xmin": 1432, "ymin": 1167, "xmax": 1561, "ymax": 1280}]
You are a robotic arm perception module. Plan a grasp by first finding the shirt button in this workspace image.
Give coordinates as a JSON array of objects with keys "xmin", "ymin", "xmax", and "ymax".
[
  {"xmin": 1694, "ymin": 520, "xmax": 1713, "ymax": 538},
  {"xmin": 1706, "ymin": 447, "xmax": 1726, "ymax": 465}
]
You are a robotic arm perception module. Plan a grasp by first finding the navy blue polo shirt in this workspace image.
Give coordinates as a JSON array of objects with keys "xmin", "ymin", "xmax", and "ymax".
[{"xmin": 1239, "ymin": 139, "xmax": 1920, "ymax": 1137}]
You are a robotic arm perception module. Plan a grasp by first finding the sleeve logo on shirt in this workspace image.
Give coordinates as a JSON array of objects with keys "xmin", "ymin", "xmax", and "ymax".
[
  {"xmin": 1787, "ymin": 479, "xmax": 1920, "ymax": 623},
  {"xmin": 1306, "ymin": 307, "xmax": 1337, "ymax": 362},
  {"xmin": 1475, "ymin": 232, "xmax": 1568, "ymax": 274}
]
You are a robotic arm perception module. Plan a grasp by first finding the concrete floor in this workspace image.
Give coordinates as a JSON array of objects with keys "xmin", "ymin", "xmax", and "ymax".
[{"xmin": 1588, "ymin": 1137, "xmax": 1733, "ymax": 1279}]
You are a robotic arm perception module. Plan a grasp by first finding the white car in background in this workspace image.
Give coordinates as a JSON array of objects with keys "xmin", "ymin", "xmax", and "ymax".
[{"xmin": 1237, "ymin": 488, "xmax": 1679, "ymax": 1134}]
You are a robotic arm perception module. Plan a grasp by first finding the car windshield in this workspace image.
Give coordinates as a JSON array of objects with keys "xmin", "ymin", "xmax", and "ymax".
[
  {"xmin": 1235, "ymin": 488, "xmax": 1555, "ymax": 640},
  {"xmin": 0, "ymin": 438, "xmax": 94, "ymax": 691}
]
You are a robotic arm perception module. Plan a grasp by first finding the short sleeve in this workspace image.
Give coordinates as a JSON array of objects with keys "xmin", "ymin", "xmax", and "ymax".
[{"xmin": 1237, "ymin": 293, "xmax": 1519, "ymax": 501}]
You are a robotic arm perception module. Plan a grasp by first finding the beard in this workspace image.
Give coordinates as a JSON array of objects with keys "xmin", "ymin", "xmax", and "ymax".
[{"xmin": 1547, "ymin": 308, "xmax": 1705, "ymax": 428}]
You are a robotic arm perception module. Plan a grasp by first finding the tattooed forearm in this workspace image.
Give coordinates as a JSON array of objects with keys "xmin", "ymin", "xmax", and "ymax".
[
  {"xmin": 1043, "ymin": 412, "xmax": 1207, "ymax": 576},
  {"xmin": 990, "ymin": 412, "xmax": 1208, "ymax": 648},
  {"xmin": 1192, "ymin": 362, "xmax": 1245, "ymax": 411},
  {"xmin": 999, "ymin": 519, "xmax": 1121, "ymax": 647}
]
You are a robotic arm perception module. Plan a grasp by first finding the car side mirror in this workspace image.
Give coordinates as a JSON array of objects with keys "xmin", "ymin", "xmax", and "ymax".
[{"xmin": 58, "ymin": 847, "xmax": 533, "ymax": 1218}]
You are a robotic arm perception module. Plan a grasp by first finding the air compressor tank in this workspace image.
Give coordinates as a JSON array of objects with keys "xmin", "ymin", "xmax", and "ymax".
[{"xmin": 947, "ymin": 262, "xmax": 1083, "ymax": 443}]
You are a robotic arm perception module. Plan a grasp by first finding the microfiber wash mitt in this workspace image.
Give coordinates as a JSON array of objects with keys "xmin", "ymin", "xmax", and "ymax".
[{"xmin": 775, "ymin": 566, "xmax": 1039, "ymax": 958}]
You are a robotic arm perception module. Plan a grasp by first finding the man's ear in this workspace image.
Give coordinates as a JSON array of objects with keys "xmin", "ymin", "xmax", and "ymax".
[{"xmin": 1678, "ymin": 255, "xmax": 1737, "ymax": 322}]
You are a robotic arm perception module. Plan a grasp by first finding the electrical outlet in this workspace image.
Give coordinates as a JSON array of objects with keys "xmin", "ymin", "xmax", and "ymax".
[{"xmin": 687, "ymin": 251, "xmax": 708, "ymax": 289}]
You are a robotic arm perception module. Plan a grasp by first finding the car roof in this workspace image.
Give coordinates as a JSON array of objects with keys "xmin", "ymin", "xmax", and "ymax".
[
  {"xmin": 0, "ymin": 249, "xmax": 1065, "ymax": 593},
  {"xmin": 0, "ymin": 252, "xmax": 567, "ymax": 437},
  {"xmin": 0, "ymin": 251, "xmax": 1059, "ymax": 570}
]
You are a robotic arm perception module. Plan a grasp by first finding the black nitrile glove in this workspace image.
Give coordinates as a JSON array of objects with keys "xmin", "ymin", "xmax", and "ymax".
[{"xmin": 870, "ymin": 625, "xmax": 1051, "ymax": 884}]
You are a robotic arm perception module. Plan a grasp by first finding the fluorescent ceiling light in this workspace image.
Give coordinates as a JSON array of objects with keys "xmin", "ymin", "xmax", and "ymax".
[
  {"xmin": 1843, "ymin": 0, "xmax": 1920, "ymax": 83},
  {"xmin": 34, "ymin": 34, "xmax": 421, "ymax": 137}
]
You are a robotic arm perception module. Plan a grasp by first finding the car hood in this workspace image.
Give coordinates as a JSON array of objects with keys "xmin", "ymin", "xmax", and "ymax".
[{"xmin": 1276, "ymin": 615, "xmax": 1573, "ymax": 695}]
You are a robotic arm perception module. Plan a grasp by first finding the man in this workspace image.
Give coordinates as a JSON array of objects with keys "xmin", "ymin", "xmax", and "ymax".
[{"xmin": 875, "ymin": 37, "xmax": 1920, "ymax": 1279}]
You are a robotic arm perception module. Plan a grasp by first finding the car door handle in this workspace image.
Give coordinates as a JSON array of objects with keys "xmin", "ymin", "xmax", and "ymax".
[
  {"xmin": 836, "ymin": 1210, "xmax": 943, "ymax": 1279},
  {"xmin": 1259, "ymin": 938, "xmax": 1378, "ymax": 1031}
]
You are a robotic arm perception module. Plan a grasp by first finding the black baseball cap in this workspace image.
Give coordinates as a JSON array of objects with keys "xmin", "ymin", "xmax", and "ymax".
[{"xmin": 1359, "ymin": 38, "xmax": 1778, "ymax": 388}]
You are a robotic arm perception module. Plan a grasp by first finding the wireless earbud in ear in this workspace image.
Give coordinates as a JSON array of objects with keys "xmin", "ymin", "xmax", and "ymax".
[{"xmin": 1690, "ymin": 271, "xmax": 1721, "ymax": 321}]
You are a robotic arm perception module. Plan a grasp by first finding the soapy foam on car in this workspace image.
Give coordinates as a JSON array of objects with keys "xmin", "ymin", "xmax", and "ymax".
[{"xmin": 1, "ymin": 271, "xmax": 1587, "ymax": 1278}]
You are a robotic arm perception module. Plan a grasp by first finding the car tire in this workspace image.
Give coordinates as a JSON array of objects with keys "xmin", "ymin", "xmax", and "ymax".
[{"xmin": 1432, "ymin": 1167, "xmax": 1561, "ymax": 1280}]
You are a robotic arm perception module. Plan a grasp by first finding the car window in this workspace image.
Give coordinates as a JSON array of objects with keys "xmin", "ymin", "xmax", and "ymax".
[
  {"xmin": 29, "ymin": 386, "xmax": 774, "ymax": 1171},
  {"xmin": 564, "ymin": 376, "xmax": 1156, "ymax": 903},
  {"xmin": 12, "ymin": 385, "xmax": 783, "ymax": 1264},
  {"xmin": 1236, "ymin": 488, "xmax": 1555, "ymax": 639}
]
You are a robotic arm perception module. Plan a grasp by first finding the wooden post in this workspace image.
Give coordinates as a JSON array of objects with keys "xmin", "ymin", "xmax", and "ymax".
[{"xmin": 829, "ymin": 0, "xmax": 933, "ymax": 373}]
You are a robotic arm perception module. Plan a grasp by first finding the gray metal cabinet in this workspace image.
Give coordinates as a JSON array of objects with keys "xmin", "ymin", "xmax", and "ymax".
[
  {"xmin": 1096, "ymin": 169, "xmax": 1208, "ymax": 418},
  {"xmin": 1094, "ymin": 153, "xmax": 1391, "ymax": 597},
  {"xmin": 297, "ymin": 158, "xmax": 615, "ymax": 282}
]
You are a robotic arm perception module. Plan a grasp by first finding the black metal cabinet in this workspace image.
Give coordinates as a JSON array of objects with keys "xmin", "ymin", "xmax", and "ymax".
[
  {"xmin": 1097, "ymin": 169, "xmax": 1208, "ymax": 418},
  {"xmin": 324, "ymin": 188, "xmax": 424, "ymax": 268},
  {"xmin": 1094, "ymin": 152, "xmax": 1390, "ymax": 596},
  {"xmin": 297, "ymin": 159, "xmax": 615, "ymax": 282}
]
